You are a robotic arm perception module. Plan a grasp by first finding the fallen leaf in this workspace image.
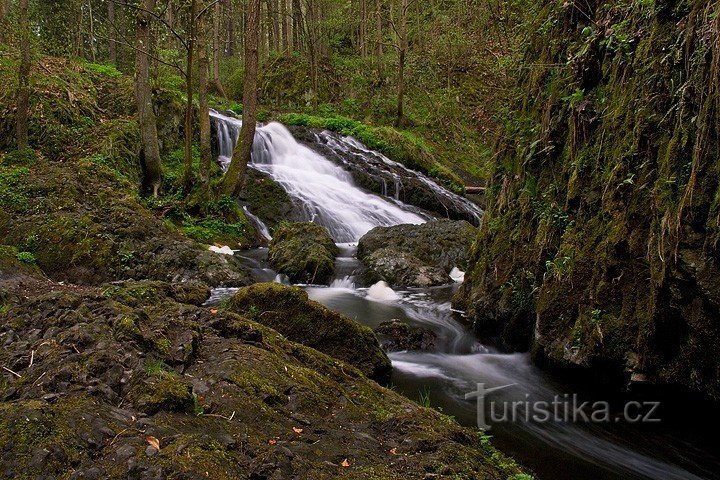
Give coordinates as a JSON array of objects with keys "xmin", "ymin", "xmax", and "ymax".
[
  {"xmin": 210, "ymin": 309, "xmax": 218, "ymax": 315},
  {"xmin": 268, "ymin": 439, "xmax": 277, "ymax": 445},
  {"xmin": 292, "ymin": 427, "xmax": 303, "ymax": 434},
  {"xmin": 389, "ymin": 447, "xmax": 398, "ymax": 455},
  {"xmin": 146, "ymin": 436, "xmax": 160, "ymax": 451},
  {"xmin": 341, "ymin": 459, "xmax": 350, "ymax": 468}
]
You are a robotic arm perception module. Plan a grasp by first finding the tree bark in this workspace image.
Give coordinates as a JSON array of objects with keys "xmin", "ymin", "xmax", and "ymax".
[
  {"xmin": 108, "ymin": 0, "xmax": 117, "ymax": 65},
  {"xmin": 221, "ymin": 0, "xmax": 260, "ymax": 197},
  {"xmin": 359, "ymin": 0, "xmax": 367, "ymax": 57},
  {"xmin": 292, "ymin": 0, "xmax": 302, "ymax": 52},
  {"xmin": 281, "ymin": 0, "xmax": 290, "ymax": 55},
  {"xmin": 375, "ymin": 0, "xmax": 382, "ymax": 56},
  {"xmin": 395, "ymin": 0, "xmax": 408, "ymax": 127},
  {"xmin": 134, "ymin": 0, "xmax": 162, "ymax": 196},
  {"xmin": 183, "ymin": 0, "xmax": 198, "ymax": 193},
  {"xmin": 212, "ymin": 0, "xmax": 227, "ymax": 96},
  {"xmin": 16, "ymin": 0, "xmax": 31, "ymax": 150},
  {"xmin": 198, "ymin": 11, "xmax": 212, "ymax": 194},
  {"xmin": 88, "ymin": 0, "xmax": 97, "ymax": 62}
]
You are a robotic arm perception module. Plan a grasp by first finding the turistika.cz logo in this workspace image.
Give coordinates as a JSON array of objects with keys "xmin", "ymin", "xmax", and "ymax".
[{"xmin": 465, "ymin": 383, "xmax": 661, "ymax": 430}]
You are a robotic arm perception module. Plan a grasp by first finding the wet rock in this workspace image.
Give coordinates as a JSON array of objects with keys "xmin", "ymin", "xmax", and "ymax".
[
  {"xmin": 358, "ymin": 220, "xmax": 477, "ymax": 288},
  {"xmin": 227, "ymin": 283, "xmax": 391, "ymax": 380},
  {"xmin": 267, "ymin": 223, "xmax": 340, "ymax": 285},
  {"xmin": 374, "ymin": 320, "xmax": 437, "ymax": 352}
]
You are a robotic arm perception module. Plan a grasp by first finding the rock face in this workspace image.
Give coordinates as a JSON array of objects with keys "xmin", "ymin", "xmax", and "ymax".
[
  {"xmin": 456, "ymin": 1, "xmax": 720, "ymax": 400},
  {"xmin": 228, "ymin": 283, "xmax": 391, "ymax": 380},
  {"xmin": 358, "ymin": 220, "xmax": 477, "ymax": 288},
  {"xmin": 374, "ymin": 320, "xmax": 437, "ymax": 352},
  {"xmin": 0, "ymin": 277, "xmax": 527, "ymax": 479},
  {"xmin": 267, "ymin": 222, "xmax": 340, "ymax": 284}
]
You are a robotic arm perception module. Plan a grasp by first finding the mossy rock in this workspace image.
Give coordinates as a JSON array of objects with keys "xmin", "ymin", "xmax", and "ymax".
[
  {"xmin": 102, "ymin": 280, "xmax": 211, "ymax": 306},
  {"xmin": 358, "ymin": 220, "xmax": 476, "ymax": 288},
  {"xmin": 267, "ymin": 222, "xmax": 340, "ymax": 284},
  {"xmin": 227, "ymin": 282, "xmax": 391, "ymax": 380}
]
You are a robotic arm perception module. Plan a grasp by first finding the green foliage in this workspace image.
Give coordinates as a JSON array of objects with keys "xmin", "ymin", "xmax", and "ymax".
[
  {"xmin": 15, "ymin": 251, "xmax": 36, "ymax": 264},
  {"xmin": 82, "ymin": 62, "xmax": 122, "ymax": 78}
]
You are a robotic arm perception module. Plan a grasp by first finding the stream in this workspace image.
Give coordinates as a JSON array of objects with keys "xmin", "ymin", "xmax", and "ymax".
[
  {"xmin": 207, "ymin": 247, "xmax": 720, "ymax": 480},
  {"xmin": 207, "ymin": 111, "xmax": 720, "ymax": 480}
]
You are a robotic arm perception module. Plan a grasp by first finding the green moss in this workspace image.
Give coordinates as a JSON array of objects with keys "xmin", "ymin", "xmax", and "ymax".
[{"xmin": 267, "ymin": 222, "xmax": 340, "ymax": 284}]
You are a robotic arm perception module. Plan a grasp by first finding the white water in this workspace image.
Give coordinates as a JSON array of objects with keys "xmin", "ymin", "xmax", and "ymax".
[
  {"xmin": 366, "ymin": 280, "xmax": 401, "ymax": 301},
  {"xmin": 318, "ymin": 131, "xmax": 483, "ymax": 225},
  {"xmin": 211, "ymin": 110, "xmax": 425, "ymax": 242},
  {"xmin": 242, "ymin": 206, "xmax": 272, "ymax": 241}
]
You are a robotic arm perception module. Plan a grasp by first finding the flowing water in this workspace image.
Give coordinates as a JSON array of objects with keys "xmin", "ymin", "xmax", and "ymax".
[
  {"xmin": 210, "ymin": 110, "xmax": 426, "ymax": 242},
  {"xmin": 207, "ymin": 111, "xmax": 720, "ymax": 480}
]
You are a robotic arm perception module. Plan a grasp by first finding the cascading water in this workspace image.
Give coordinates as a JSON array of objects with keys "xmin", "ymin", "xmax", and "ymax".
[
  {"xmin": 210, "ymin": 110, "xmax": 426, "ymax": 242},
  {"xmin": 316, "ymin": 131, "xmax": 483, "ymax": 225}
]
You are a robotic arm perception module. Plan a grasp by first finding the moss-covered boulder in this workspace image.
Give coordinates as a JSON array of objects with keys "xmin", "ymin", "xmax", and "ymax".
[
  {"xmin": 267, "ymin": 222, "xmax": 340, "ymax": 284},
  {"xmin": 358, "ymin": 220, "xmax": 476, "ymax": 288},
  {"xmin": 228, "ymin": 282, "xmax": 391, "ymax": 380}
]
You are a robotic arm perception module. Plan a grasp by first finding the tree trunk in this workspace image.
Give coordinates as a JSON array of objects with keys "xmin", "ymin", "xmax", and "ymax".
[
  {"xmin": 75, "ymin": 4, "xmax": 84, "ymax": 57},
  {"xmin": 212, "ymin": 0, "xmax": 227, "ymax": 96},
  {"xmin": 281, "ymin": 0, "xmax": 290, "ymax": 55},
  {"xmin": 375, "ymin": 0, "xmax": 382, "ymax": 56},
  {"xmin": 198, "ymin": 12, "xmax": 212, "ymax": 194},
  {"xmin": 16, "ymin": 0, "xmax": 31, "ymax": 150},
  {"xmin": 395, "ymin": 0, "xmax": 408, "ymax": 127},
  {"xmin": 292, "ymin": 0, "xmax": 302, "ymax": 52},
  {"xmin": 108, "ymin": 0, "xmax": 117, "ymax": 65},
  {"xmin": 88, "ymin": 0, "xmax": 97, "ymax": 62},
  {"xmin": 221, "ymin": 0, "xmax": 260, "ymax": 197},
  {"xmin": 135, "ymin": 0, "xmax": 162, "ymax": 196},
  {"xmin": 183, "ymin": 0, "xmax": 198, "ymax": 193},
  {"xmin": 359, "ymin": 0, "xmax": 367, "ymax": 57},
  {"xmin": 226, "ymin": 0, "xmax": 236, "ymax": 56}
]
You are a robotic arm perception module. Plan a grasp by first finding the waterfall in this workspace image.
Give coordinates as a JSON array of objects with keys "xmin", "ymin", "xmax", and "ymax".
[{"xmin": 210, "ymin": 110, "xmax": 425, "ymax": 242}]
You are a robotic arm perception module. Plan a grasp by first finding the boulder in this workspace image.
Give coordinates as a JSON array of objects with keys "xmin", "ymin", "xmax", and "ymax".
[
  {"xmin": 374, "ymin": 320, "xmax": 437, "ymax": 352},
  {"xmin": 267, "ymin": 222, "xmax": 339, "ymax": 284},
  {"xmin": 228, "ymin": 283, "xmax": 391, "ymax": 380},
  {"xmin": 358, "ymin": 220, "xmax": 476, "ymax": 288}
]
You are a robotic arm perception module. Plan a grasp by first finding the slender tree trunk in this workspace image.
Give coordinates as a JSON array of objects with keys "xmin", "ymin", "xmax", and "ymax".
[
  {"xmin": 183, "ymin": 0, "xmax": 198, "ymax": 193},
  {"xmin": 395, "ymin": 0, "xmax": 408, "ymax": 127},
  {"xmin": 108, "ymin": 0, "xmax": 117, "ymax": 65},
  {"xmin": 198, "ymin": 12, "xmax": 212, "ymax": 195},
  {"xmin": 281, "ymin": 0, "xmax": 290, "ymax": 55},
  {"xmin": 88, "ymin": 0, "xmax": 97, "ymax": 62},
  {"xmin": 292, "ymin": 0, "xmax": 302, "ymax": 52},
  {"xmin": 76, "ymin": 5, "xmax": 84, "ymax": 57},
  {"xmin": 16, "ymin": 0, "xmax": 31, "ymax": 150},
  {"xmin": 212, "ymin": 0, "xmax": 227, "ymax": 96},
  {"xmin": 359, "ymin": 0, "xmax": 367, "ymax": 57},
  {"xmin": 135, "ymin": 0, "xmax": 162, "ymax": 196},
  {"xmin": 221, "ymin": 0, "xmax": 260, "ymax": 196},
  {"xmin": 226, "ymin": 0, "xmax": 236, "ymax": 56},
  {"xmin": 375, "ymin": 0, "xmax": 382, "ymax": 56}
]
